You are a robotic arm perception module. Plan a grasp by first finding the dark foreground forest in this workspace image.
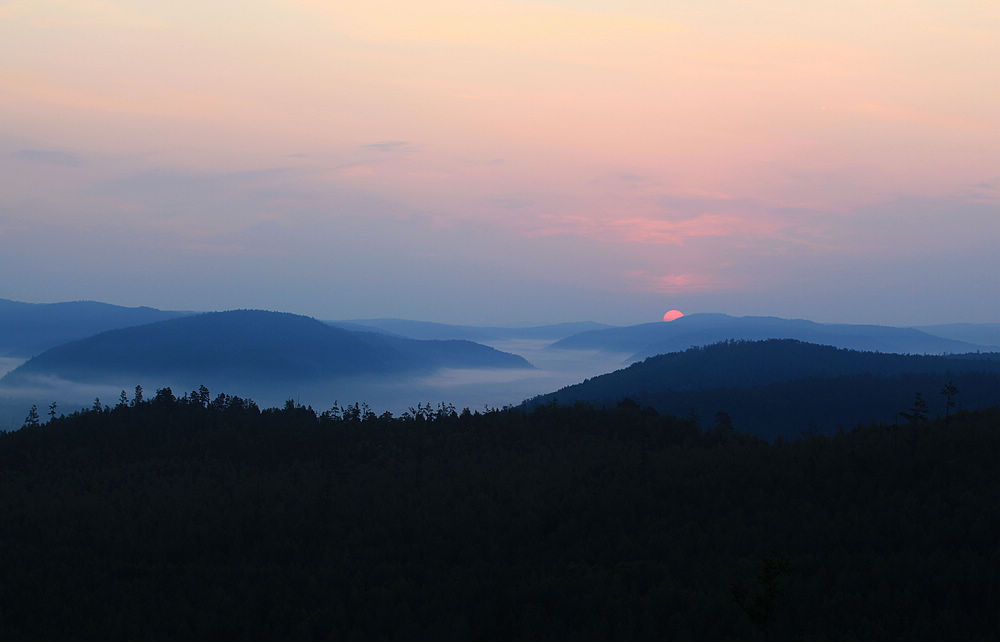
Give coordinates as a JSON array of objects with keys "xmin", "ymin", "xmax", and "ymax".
[{"xmin": 2, "ymin": 390, "xmax": 999, "ymax": 640}]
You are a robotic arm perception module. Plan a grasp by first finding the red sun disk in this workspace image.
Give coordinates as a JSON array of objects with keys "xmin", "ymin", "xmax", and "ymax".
[{"xmin": 663, "ymin": 310, "xmax": 684, "ymax": 322}]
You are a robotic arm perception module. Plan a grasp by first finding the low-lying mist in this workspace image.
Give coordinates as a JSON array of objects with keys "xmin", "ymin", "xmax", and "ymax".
[
  {"xmin": 0, "ymin": 357, "xmax": 25, "ymax": 379},
  {"xmin": 0, "ymin": 343, "xmax": 630, "ymax": 430}
]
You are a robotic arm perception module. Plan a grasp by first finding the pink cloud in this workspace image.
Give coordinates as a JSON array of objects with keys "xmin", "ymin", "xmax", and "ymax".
[
  {"xmin": 625, "ymin": 270, "xmax": 727, "ymax": 294},
  {"xmin": 524, "ymin": 213, "xmax": 778, "ymax": 246},
  {"xmin": 332, "ymin": 164, "xmax": 377, "ymax": 179}
]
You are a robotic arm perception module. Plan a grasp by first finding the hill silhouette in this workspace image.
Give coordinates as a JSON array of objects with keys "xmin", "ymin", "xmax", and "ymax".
[
  {"xmin": 0, "ymin": 298, "xmax": 189, "ymax": 357},
  {"xmin": 526, "ymin": 339, "xmax": 1000, "ymax": 438},
  {"xmin": 550, "ymin": 313, "xmax": 987, "ymax": 358},
  {"xmin": 2, "ymin": 310, "xmax": 532, "ymax": 386}
]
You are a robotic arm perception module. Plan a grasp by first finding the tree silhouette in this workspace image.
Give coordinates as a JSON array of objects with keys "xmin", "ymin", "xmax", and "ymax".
[
  {"xmin": 899, "ymin": 392, "xmax": 928, "ymax": 424},
  {"xmin": 714, "ymin": 411, "xmax": 734, "ymax": 430},
  {"xmin": 940, "ymin": 380, "xmax": 959, "ymax": 420},
  {"xmin": 23, "ymin": 404, "xmax": 40, "ymax": 428}
]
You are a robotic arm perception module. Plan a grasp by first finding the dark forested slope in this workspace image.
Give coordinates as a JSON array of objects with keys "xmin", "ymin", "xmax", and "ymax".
[
  {"xmin": 2, "ymin": 310, "xmax": 532, "ymax": 386},
  {"xmin": 1, "ymin": 394, "xmax": 998, "ymax": 641},
  {"xmin": 532, "ymin": 339, "xmax": 1000, "ymax": 397},
  {"xmin": 527, "ymin": 340, "xmax": 1000, "ymax": 438}
]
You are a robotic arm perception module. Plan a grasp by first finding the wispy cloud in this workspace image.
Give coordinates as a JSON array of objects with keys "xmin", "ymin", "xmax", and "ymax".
[
  {"xmin": 967, "ymin": 178, "xmax": 1000, "ymax": 202},
  {"xmin": 525, "ymin": 213, "xmax": 778, "ymax": 246},
  {"xmin": 488, "ymin": 196, "xmax": 533, "ymax": 210},
  {"xmin": 625, "ymin": 270, "xmax": 728, "ymax": 294},
  {"xmin": 362, "ymin": 141, "xmax": 416, "ymax": 153},
  {"xmin": 12, "ymin": 149, "xmax": 81, "ymax": 166}
]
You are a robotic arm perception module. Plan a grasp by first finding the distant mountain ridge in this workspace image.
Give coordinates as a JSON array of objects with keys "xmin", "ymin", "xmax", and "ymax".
[
  {"xmin": 914, "ymin": 323, "xmax": 1000, "ymax": 350},
  {"xmin": 0, "ymin": 298, "xmax": 190, "ymax": 357},
  {"xmin": 328, "ymin": 318, "xmax": 612, "ymax": 342},
  {"xmin": 550, "ymin": 313, "xmax": 989, "ymax": 358},
  {"xmin": 2, "ymin": 310, "xmax": 533, "ymax": 387}
]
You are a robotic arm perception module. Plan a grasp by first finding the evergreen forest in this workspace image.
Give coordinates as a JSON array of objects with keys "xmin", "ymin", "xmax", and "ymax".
[{"xmin": 2, "ymin": 388, "xmax": 998, "ymax": 640}]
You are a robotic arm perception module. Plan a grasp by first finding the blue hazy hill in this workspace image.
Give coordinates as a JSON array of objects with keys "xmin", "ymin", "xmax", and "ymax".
[
  {"xmin": 0, "ymin": 298, "xmax": 190, "ymax": 357},
  {"xmin": 3, "ymin": 310, "xmax": 533, "ymax": 386},
  {"xmin": 550, "ymin": 313, "xmax": 987, "ymax": 358},
  {"xmin": 914, "ymin": 322, "xmax": 1000, "ymax": 350}
]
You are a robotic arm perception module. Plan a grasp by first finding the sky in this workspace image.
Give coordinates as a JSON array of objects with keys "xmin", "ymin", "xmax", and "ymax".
[{"xmin": 1, "ymin": 0, "xmax": 998, "ymax": 326}]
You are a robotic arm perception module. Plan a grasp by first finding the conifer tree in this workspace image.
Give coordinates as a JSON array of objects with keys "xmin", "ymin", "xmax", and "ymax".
[
  {"xmin": 940, "ymin": 381, "xmax": 959, "ymax": 419},
  {"xmin": 899, "ymin": 392, "xmax": 929, "ymax": 424},
  {"xmin": 23, "ymin": 404, "xmax": 40, "ymax": 428}
]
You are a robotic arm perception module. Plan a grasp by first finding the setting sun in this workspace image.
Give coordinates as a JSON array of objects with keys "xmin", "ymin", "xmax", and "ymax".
[{"xmin": 663, "ymin": 310, "xmax": 684, "ymax": 322}]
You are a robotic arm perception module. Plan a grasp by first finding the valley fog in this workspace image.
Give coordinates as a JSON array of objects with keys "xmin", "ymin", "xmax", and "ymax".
[{"xmin": 0, "ymin": 343, "xmax": 631, "ymax": 429}]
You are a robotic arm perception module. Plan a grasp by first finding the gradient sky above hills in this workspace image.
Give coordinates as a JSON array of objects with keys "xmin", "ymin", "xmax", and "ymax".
[{"xmin": 1, "ymin": 1, "xmax": 998, "ymax": 325}]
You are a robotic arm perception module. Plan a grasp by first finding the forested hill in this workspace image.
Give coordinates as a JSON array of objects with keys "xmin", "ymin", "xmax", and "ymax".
[
  {"xmin": 2, "ymin": 394, "xmax": 998, "ymax": 640},
  {"xmin": 2, "ymin": 310, "xmax": 532, "ymax": 387},
  {"xmin": 533, "ymin": 339, "xmax": 1000, "ymax": 394},
  {"xmin": 0, "ymin": 298, "xmax": 189, "ymax": 357},
  {"xmin": 526, "ymin": 340, "xmax": 1000, "ymax": 438}
]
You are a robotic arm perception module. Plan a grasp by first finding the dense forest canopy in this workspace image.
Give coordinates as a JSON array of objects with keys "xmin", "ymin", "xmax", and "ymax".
[{"xmin": 2, "ymin": 389, "xmax": 998, "ymax": 640}]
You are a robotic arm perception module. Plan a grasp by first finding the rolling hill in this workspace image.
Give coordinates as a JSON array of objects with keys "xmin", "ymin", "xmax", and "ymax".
[
  {"xmin": 526, "ymin": 339, "xmax": 1000, "ymax": 439},
  {"xmin": 2, "ymin": 310, "xmax": 533, "ymax": 387},
  {"xmin": 550, "ymin": 313, "xmax": 987, "ymax": 359},
  {"xmin": 0, "ymin": 298, "xmax": 190, "ymax": 357}
]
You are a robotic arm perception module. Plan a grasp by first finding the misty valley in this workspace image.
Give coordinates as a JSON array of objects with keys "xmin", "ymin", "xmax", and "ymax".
[
  {"xmin": 5, "ymin": 298, "xmax": 1000, "ymax": 433},
  {"xmin": 7, "ymin": 2, "xmax": 998, "ymax": 638},
  {"xmin": 3, "ymin": 298, "xmax": 1000, "ymax": 640}
]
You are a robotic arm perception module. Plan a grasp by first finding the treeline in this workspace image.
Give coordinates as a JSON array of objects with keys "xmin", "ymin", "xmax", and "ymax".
[
  {"xmin": 2, "ymin": 389, "xmax": 999, "ymax": 640},
  {"xmin": 543, "ymin": 371, "xmax": 1000, "ymax": 440},
  {"xmin": 526, "ymin": 340, "xmax": 1000, "ymax": 438}
]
